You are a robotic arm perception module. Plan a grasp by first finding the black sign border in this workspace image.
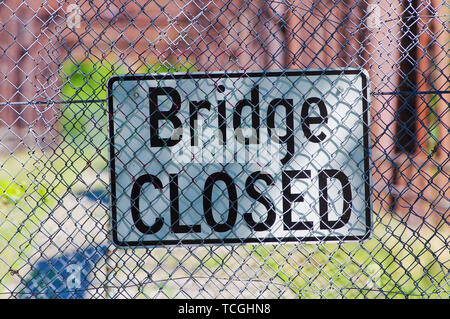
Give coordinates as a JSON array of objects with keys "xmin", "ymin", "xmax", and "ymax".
[{"xmin": 107, "ymin": 69, "xmax": 372, "ymax": 247}]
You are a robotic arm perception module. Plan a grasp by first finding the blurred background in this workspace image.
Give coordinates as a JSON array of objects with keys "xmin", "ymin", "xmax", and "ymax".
[{"xmin": 0, "ymin": 0, "xmax": 448, "ymax": 298}]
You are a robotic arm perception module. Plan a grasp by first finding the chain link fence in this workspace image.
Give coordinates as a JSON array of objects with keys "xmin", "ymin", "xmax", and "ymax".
[{"xmin": 0, "ymin": 0, "xmax": 448, "ymax": 298}]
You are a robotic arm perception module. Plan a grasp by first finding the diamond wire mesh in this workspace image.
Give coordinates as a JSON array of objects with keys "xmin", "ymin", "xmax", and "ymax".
[{"xmin": 0, "ymin": 0, "xmax": 448, "ymax": 298}]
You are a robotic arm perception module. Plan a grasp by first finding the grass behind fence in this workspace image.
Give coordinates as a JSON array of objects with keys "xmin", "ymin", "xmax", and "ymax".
[{"xmin": 0, "ymin": 145, "xmax": 448, "ymax": 298}]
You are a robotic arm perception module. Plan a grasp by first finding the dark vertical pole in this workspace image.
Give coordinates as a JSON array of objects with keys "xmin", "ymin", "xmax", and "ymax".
[{"xmin": 395, "ymin": 0, "xmax": 419, "ymax": 154}]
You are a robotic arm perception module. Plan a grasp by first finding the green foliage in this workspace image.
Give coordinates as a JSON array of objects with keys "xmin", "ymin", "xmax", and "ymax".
[
  {"xmin": 426, "ymin": 94, "xmax": 441, "ymax": 153},
  {"xmin": 137, "ymin": 60, "xmax": 195, "ymax": 74},
  {"xmin": 250, "ymin": 213, "xmax": 449, "ymax": 298},
  {"xmin": 0, "ymin": 177, "xmax": 51, "ymax": 291},
  {"xmin": 0, "ymin": 180, "xmax": 49, "ymax": 206},
  {"xmin": 60, "ymin": 60, "xmax": 125, "ymax": 149},
  {"xmin": 0, "ymin": 180, "xmax": 25, "ymax": 204},
  {"xmin": 59, "ymin": 59, "xmax": 194, "ymax": 150}
]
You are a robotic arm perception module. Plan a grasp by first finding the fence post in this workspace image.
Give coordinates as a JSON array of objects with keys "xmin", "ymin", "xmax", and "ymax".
[
  {"xmin": 0, "ymin": 3, "xmax": 22, "ymax": 150},
  {"xmin": 429, "ymin": 0, "xmax": 449, "ymax": 226},
  {"xmin": 365, "ymin": 0, "xmax": 401, "ymax": 214},
  {"xmin": 389, "ymin": 0, "xmax": 449, "ymax": 226},
  {"xmin": 434, "ymin": 1, "xmax": 449, "ymax": 160},
  {"xmin": 16, "ymin": 5, "xmax": 39, "ymax": 146}
]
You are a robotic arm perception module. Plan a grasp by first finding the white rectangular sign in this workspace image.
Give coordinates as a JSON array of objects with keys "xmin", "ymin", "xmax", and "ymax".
[{"xmin": 108, "ymin": 69, "xmax": 371, "ymax": 247}]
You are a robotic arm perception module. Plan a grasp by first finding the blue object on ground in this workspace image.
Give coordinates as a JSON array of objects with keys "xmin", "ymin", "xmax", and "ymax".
[
  {"xmin": 20, "ymin": 246, "xmax": 107, "ymax": 298},
  {"xmin": 80, "ymin": 188, "xmax": 109, "ymax": 204}
]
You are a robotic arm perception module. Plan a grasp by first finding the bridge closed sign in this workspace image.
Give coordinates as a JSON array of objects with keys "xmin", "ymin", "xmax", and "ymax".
[{"xmin": 108, "ymin": 69, "xmax": 371, "ymax": 247}]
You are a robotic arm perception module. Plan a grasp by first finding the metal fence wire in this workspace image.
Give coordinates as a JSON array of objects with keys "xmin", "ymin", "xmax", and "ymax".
[{"xmin": 0, "ymin": 0, "xmax": 448, "ymax": 299}]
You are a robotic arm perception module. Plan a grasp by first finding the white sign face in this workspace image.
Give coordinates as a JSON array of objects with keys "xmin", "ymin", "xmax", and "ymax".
[{"xmin": 108, "ymin": 69, "xmax": 372, "ymax": 247}]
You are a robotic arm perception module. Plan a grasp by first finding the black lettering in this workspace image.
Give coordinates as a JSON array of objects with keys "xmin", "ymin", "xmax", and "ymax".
[
  {"xmin": 203, "ymin": 172, "xmax": 238, "ymax": 232},
  {"xmin": 282, "ymin": 170, "xmax": 313, "ymax": 230},
  {"xmin": 233, "ymin": 85, "xmax": 260, "ymax": 144},
  {"xmin": 244, "ymin": 172, "xmax": 276, "ymax": 231},
  {"xmin": 218, "ymin": 99, "xmax": 227, "ymax": 145},
  {"xmin": 319, "ymin": 169, "xmax": 352, "ymax": 229},
  {"xmin": 301, "ymin": 97, "xmax": 328, "ymax": 143},
  {"xmin": 169, "ymin": 174, "xmax": 201, "ymax": 233},
  {"xmin": 149, "ymin": 87, "xmax": 183, "ymax": 147},
  {"xmin": 267, "ymin": 98, "xmax": 294, "ymax": 164},
  {"xmin": 189, "ymin": 100, "xmax": 211, "ymax": 146},
  {"xmin": 130, "ymin": 174, "xmax": 164, "ymax": 234}
]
